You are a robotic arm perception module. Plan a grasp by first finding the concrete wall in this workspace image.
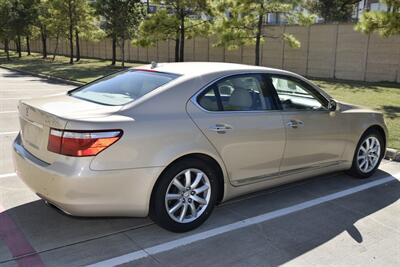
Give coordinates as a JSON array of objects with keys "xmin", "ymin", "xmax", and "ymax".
[{"xmin": 4, "ymin": 23, "xmax": 400, "ymax": 83}]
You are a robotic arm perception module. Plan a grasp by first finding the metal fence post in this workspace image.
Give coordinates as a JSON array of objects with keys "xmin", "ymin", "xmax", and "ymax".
[
  {"xmin": 332, "ymin": 23, "xmax": 340, "ymax": 79},
  {"xmin": 305, "ymin": 25, "xmax": 311, "ymax": 76},
  {"xmin": 281, "ymin": 25, "xmax": 286, "ymax": 69},
  {"xmin": 363, "ymin": 33, "xmax": 371, "ymax": 81}
]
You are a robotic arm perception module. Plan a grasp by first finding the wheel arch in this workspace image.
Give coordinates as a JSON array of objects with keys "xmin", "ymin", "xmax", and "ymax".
[
  {"xmin": 362, "ymin": 124, "xmax": 387, "ymax": 150},
  {"xmin": 149, "ymin": 153, "xmax": 226, "ymax": 212}
]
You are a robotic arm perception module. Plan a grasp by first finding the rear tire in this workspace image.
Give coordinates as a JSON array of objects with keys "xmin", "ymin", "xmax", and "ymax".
[
  {"xmin": 348, "ymin": 130, "xmax": 384, "ymax": 179},
  {"xmin": 150, "ymin": 158, "xmax": 219, "ymax": 232}
]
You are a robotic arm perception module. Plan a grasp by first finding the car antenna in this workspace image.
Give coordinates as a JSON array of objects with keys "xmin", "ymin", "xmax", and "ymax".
[{"xmin": 151, "ymin": 61, "xmax": 158, "ymax": 69}]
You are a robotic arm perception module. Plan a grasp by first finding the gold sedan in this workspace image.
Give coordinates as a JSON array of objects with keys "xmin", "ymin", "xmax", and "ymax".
[{"xmin": 13, "ymin": 62, "xmax": 387, "ymax": 232}]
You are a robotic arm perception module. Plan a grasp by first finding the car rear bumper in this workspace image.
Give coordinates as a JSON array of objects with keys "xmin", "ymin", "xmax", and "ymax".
[{"xmin": 12, "ymin": 134, "xmax": 162, "ymax": 217}]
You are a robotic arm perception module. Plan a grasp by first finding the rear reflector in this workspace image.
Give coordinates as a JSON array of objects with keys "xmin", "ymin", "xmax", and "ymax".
[{"xmin": 48, "ymin": 129, "xmax": 122, "ymax": 157}]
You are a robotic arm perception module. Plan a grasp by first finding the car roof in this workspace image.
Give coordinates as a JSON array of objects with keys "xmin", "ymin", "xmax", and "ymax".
[{"xmin": 133, "ymin": 62, "xmax": 287, "ymax": 77}]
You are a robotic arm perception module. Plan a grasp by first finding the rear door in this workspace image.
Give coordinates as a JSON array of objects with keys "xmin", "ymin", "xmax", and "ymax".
[
  {"xmin": 269, "ymin": 74, "xmax": 347, "ymax": 172},
  {"xmin": 187, "ymin": 73, "xmax": 286, "ymax": 185}
]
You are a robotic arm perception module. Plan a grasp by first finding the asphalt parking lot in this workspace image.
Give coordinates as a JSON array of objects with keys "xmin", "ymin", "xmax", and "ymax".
[{"xmin": 0, "ymin": 67, "xmax": 399, "ymax": 267}]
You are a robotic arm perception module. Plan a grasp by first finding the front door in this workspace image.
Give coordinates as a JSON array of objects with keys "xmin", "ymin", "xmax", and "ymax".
[
  {"xmin": 187, "ymin": 73, "xmax": 286, "ymax": 185},
  {"xmin": 269, "ymin": 74, "xmax": 347, "ymax": 172}
]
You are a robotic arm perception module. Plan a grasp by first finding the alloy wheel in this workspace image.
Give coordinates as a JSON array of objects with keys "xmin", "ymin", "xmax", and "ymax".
[
  {"xmin": 357, "ymin": 136, "xmax": 381, "ymax": 173},
  {"xmin": 165, "ymin": 168, "xmax": 211, "ymax": 223}
]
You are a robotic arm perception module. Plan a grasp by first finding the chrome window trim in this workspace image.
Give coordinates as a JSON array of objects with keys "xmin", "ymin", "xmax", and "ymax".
[{"xmin": 190, "ymin": 71, "xmax": 332, "ymax": 114}]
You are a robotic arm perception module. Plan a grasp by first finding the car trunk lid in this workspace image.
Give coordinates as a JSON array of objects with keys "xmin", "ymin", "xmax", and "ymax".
[{"xmin": 18, "ymin": 94, "xmax": 121, "ymax": 164}]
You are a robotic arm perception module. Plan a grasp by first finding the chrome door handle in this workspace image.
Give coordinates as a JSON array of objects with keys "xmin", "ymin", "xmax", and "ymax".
[
  {"xmin": 287, "ymin": 119, "xmax": 304, "ymax": 129},
  {"xmin": 208, "ymin": 124, "xmax": 233, "ymax": 134}
]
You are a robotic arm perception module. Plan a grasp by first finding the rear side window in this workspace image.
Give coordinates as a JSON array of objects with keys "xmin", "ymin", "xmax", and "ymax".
[
  {"xmin": 71, "ymin": 70, "xmax": 179, "ymax": 105},
  {"xmin": 197, "ymin": 74, "xmax": 280, "ymax": 111}
]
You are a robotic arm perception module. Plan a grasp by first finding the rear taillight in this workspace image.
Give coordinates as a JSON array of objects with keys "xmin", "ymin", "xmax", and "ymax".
[{"xmin": 48, "ymin": 129, "xmax": 122, "ymax": 157}]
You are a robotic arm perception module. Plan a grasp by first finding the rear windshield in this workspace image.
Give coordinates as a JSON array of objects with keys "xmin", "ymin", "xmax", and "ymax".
[{"xmin": 71, "ymin": 70, "xmax": 180, "ymax": 105}]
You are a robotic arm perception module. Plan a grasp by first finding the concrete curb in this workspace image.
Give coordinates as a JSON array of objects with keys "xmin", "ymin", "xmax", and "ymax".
[
  {"xmin": 0, "ymin": 65, "xmax": 84, "ymax": 87},
  {"xmin": 385, "ymin": 148, "xmax": 400, "ymax": 162}
]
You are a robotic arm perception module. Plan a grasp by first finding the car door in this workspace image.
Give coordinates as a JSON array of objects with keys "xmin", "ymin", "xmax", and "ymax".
[
  {"xmin": 186, "ymin": 73, "xmax": 286, "ymax": 185},
  {"xmin": 268, "ymin": 74, "xmax": 347, "ymax": 173}
]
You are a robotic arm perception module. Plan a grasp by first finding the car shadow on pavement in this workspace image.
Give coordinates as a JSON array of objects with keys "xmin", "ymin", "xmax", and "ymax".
[{"xmin": 0, "ymin": 169, "xmax": 399, "ymax": 267}]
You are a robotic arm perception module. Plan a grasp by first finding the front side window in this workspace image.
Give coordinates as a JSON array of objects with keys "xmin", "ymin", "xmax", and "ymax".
[
  {"xmin": 71, "ymin": 70, "xmax": 179, "ymax": 106},
  {"xmin": 197, "ymin": 74, "xmax": 279, "ymax": 111},
  {"xmin": 270, "ymin": 75, "xmax": 328, "ymax": 111}
]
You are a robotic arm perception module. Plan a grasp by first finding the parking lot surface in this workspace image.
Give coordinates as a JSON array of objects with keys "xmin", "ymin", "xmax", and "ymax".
[{"xmin": 0, "ymin": 67, "xmax": 399, "ymax": 267}]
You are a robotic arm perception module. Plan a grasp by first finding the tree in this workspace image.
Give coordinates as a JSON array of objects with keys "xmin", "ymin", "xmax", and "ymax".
[
  {"xmin": 35, "ymin": 0, "xmax": 53, "ymax": 58},
  {"xmin": 356, "ymin": 0, "xmax": 400, "ymax": 37},
  {"xmin": 49, "ymin": 0, "xmax": 98, "ymax": 64},
  {"xmin": 305, "ymin": 0, "xmax": 360, "ymax": 23},
  {"xmin": 95, "ymin": 0, "xmax": 145, "ymax": 66},
  {"xmin": 135, "ymin": 0, "xmax": 211, "ymax": 62},
  {"xmin": 212, "ymin": 0, "xmax": 314, "ymax": 66},
  {"xmin": 0, "ymin": 0, "xmax": 14, "ymax": 60},
  {"xmin": 8, "ymin": 0, "xmax": 38, "ymax": 58},
  {"xmin": 73, "ymin": 0, "xmax": 100, "ymax": 61}
]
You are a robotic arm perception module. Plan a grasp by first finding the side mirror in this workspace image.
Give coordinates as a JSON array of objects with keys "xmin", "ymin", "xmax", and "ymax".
[{"xmin": 328, "ymin": 99, "xmax": 337, "ymax": 111}]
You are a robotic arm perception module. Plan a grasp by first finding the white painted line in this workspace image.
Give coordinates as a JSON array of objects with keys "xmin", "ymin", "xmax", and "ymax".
[
  {"xmin": 0, "ymin": 111, "xmax": 17, "ymax": 114},
  {"xmin": 0, "ymin": 173, "xmax": 16, "ymax": 179},
  {"xmin": 88, "ymin": 172, "xmax": 400, "ymax": 267},
  {"xmin": 0, "ymin": 98, "xmax": 30, "ymax": 100},
  {"xmin": 0, "ymin": 131, "xmax": 19, "ymax": 136}
]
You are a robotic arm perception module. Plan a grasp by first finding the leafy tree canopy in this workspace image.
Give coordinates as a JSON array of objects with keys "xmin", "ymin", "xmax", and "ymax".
[
  {"xmin": 305, "ymin": 0, "xmax": 360, "ymax": 23},
  {"xmin": 135, "ymin": 0, "xmax": 211, "ymax": 61},
  {"xmin": 356, "ymin": 0, "xmax": 400, "ymax": 37},
  {"xmin": 95, "ymin": 0, "xmax": 145, "ymax": 41},
  {"xmin": 212, "ymin": 0, "xmax": 314, "ymax": 50}
]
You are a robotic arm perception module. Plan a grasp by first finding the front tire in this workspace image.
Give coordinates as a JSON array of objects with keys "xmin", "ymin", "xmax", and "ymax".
[
  {"xmin": 348, "ymin": 130, "xmax": 384, "ymax": 179},
  {"xmin": 150, "ymin": 158, "xmax": 219, "ymax": 232}
]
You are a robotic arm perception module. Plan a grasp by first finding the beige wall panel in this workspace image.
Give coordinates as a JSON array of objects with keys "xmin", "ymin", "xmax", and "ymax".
[
  {"xmin": 242, "ymin": 45, "xmax": 256, "ymax": 65},
  {"xmin": 225, "ymin": 47, "xmax": 241, "ymax": 63},
  {"xmin": 92, "ymin": 41, "xmax": 99, "ymax": 59},
  {"xmin": 58, "ymin": 39, "xmax": 63, "ymax": 56},
  {"xmin": 48, "ymin": 39, "xmax": 54, "ymax": 54},
  {"xmin": 132, "ymin": 45, "xmax": 140, "ymax": 62},
  {"xmin": 116, "ymin": 43, "xmax": 122, "ymax": 61},
  {"xmin": 102, "ymin": 39, "xmax": 113, "ymax": 60},
  {"xmin": 208, "ymin": 37, "xmax": 224, "ymax": 62},
  {"xmin": 307, "ymin": 24, "xmax": 337, "ymax": 78},
  {"xmin": 335, "ymin": 24, "xmax": 368, "ymax": 81},
  {"xmin": 193, "ymin": 37, "xmax": 209, "ymax": 61},
  {"xmin": 88, "ymin": 41, "xmax": 96, "ymax": 58},
  {"xmin": 138, "ymin": 46, "xmax": 148, "ymax": 62},
  {"xmin": 147, "ymin": 45, "xmax": 158, "ymax": 62},
  {"xmin": 366, "ymin": 34, "xmax": 400, "ymax": 82},
  {"xmin": 65, "ymin": 39, "xmax": 70, "ymax": 56},
  {"xmin": 81, "ymin": 39, "xmax": 87, "ymax": 57},
  {"xmin": 169, "ymin": 40, "xmax": 177, "ymax": 62},
  {"xmin": 157, "ymin": 41, "xmax": 170, "ymax": 62},
  {"xmin": 30, "ymin": 39, "xmax": 36, "ymax": 52},
  {"xmin": 184, "ymin": 38, "xmax": 195, "ymax": 61},
  {"xmin": 126, "ymin": 41, "xmax": 132, "ymax": 62},
  {"xmin": 283, "ymin": 26, "xmax": 308, "ymax": 75},
  {"xmin": 96, "ymin": 40, "xmax": 103, "ymax": 59},
  {"xmin": 263, "ymin": 26, "xmax": 285, "ymax": 68}
]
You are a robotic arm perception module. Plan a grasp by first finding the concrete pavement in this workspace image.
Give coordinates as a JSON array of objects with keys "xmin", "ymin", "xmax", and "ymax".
[{"xmin": 0, "ymin": 67, "xmax": 399, "ymax": 267}]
